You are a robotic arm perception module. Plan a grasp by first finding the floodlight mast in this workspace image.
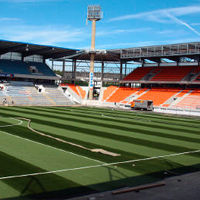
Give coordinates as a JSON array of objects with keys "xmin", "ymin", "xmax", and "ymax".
[{"xmin": 87, "ymin": 5, "xmax": 102, "ymax": 100}]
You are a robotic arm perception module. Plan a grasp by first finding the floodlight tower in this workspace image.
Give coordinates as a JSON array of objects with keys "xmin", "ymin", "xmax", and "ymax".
[{"xmin": 87, "ymin": 5, "xmax": 103, "ymax": 100}]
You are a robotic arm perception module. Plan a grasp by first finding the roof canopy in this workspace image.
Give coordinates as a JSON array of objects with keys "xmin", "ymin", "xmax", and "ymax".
[
  {"xmin": 120, "ymin": 42, "xmax": 200, "ymax": 61},
  {"xmin": 0, "ymin": 40, "xmax": 78, "ymax": 59},
  {"xmin": 1, "ymin": 40, "xmax": 200, "ymax": 63},
  {"xmin": 55, "ymin": 49, "xmax": 121, "ymax": 62}
]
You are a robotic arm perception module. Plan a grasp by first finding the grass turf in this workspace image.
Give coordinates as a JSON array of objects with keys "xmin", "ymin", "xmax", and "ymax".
[{"xmin": 0, "ymin": 106, "xmax": 199, "ymax": 199}]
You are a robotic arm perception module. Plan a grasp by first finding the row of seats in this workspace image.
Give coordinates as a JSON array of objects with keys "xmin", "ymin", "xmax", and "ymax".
[
  {"xmin": 124, "ymin": 66, "xmax": 200, "ymax": 82},
  {"xmin": 106, "ymin": 87, "xmax": 139, "ymax": 102},
  {"xmin": 0, "ymin": 59, "xmax": 56, "ymax": 76},
  {"xmin": 173, "ymin": 90, "xmax": 200, "ymax": 110},
  {"xmin": 104, "ymin": 86, "xmax": 200, "ymax": 110},
  {"xmin": 123, "ymin": 67, "xmax": 153, "ymax": 81},
  {"xmin": 45, "ymin": 87, "xmax": 74, "ymax": 105},
  {"xmin": 104, "ymin": 86, "xmax": 180, "ymax": 106},
  {"xmin": 0, "ymin": 84, "xmax": 73, "ymax": 106},
  {"xmin": 139, "ymin": 88, "xmax": 180, "ymax": 106},
  {"xmin": 102, "ymin": 86, "xmax": 117, "ymax": 101},
  {"xmin": 151, "ymin": 66, "xmax": 194, "ymax": 81},
  {"xmin": 60, "ymin": 83, "xmax": 86, "ymax": 99}
]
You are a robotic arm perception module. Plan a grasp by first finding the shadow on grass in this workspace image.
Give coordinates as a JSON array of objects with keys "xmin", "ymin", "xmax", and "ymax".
[{"xmin": 3, "ymin": 164, "xmax": 200, "ymax": 200}]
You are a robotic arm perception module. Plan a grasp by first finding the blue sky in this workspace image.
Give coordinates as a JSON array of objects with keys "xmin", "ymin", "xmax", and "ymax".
[{"xmin": 0, "ymin": 0, "xmax": 200, "ymax": 50}]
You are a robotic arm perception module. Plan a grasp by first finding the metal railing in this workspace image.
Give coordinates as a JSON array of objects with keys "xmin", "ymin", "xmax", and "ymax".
[{"xmin": 121, "ymin": 42, "xmax": 200, "ymax": 59}]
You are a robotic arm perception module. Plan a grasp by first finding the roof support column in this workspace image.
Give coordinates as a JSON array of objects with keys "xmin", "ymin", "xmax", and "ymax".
[
  {"xmin": 177, "ymin": 57, "xmax": 181, "ymax": 67},
  {"xmin": 101, "ymin": 61, "xmax": 104, "ymax": 86},
  {"xmin": 141, "ymin": 59, "xmax": 145, "ymax": 67},
  {"xmin": 194, "ymin": 56, "xmax": 200, "ymax": 66},
  {"xmin": 72, "ymin": 59, "xmax": 77, "ymax": 84},
  {"xmin": 120, "ymin": 60, "xmax": 123, "ymax": 81},
  {"xmin": 51, "ymin": 60, "xmax": 54, "ymax": 71},
  {"xmin": 62, "ymin": 60, "xmax": 65, "ymax": 79},
  {"xmin": 125, "ymin": 62, "xmax": 127, "ymax": 76}
]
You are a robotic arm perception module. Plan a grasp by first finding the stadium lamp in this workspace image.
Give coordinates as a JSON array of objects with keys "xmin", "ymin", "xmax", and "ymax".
[
  {"xmin": 87, "ymin": 5, "xmax": 103, "ymax": 100},
  {"xmin": 87, "ymin": 5, "xmax": 102, "ymax": 22}
]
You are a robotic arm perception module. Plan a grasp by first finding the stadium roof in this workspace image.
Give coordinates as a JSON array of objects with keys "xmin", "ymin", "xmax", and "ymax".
[
  {"xmin": 54, "ymin": 49, "xmax": 121, "ymax": 62},
  {"xmin": 0, "ymin": 40, "xmax": 78, "ymax": 59},
  {"xmin": 120, "ymin": 42, "xmax": 200, "ymax": 62},
  {"xmin": 55, "ymin": 42, "xmax": 200, "ymax": 63},
  {"xmin": 1, "ymin": 40, "xmax": 200, "ymax": 63}
]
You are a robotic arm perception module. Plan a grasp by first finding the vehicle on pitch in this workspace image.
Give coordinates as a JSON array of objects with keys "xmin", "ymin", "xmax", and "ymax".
[{"xmin": 131, "ymin": 100, "xmax": 153, "ymax": 111}]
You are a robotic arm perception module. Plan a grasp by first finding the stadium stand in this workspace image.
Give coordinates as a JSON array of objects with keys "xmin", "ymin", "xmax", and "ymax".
[
  {"xmin": 106, "ymin": 87, "xmax": 139, "ymax": 102},
  {"xmin": 102, "ymin": 86, "xmax": 118, "ymax": 101},
  {"xmin": 138, "ymin": 88, "xmax": 181, "ymax": 106},
  {"xmin": 151, "ymin": 66, "xmax": 194, "ymax": 81},
  {"xmin": 123, "ymin": 67, "xmax": 153, "ymax": 81},
  {"xmin": 123, "ymin": 65, "xmax": 200, "ymax": 82},
  {"xmin": 175, "ymin": 89, "xmax": 191, "ymax": 97},
  {"xmin": 45, "ymin": 86, "xmax": 74, "ymax": 105},
  {"xmin": 60, "ymin": 83, "xmax": 87, "ymax": 101},
  {"xmin": 0, "ymin": 59, "xmax": 56, "ymax": 77},
  {"xmin": 0, "ymin": 82, "xmax": 73, "ymax": 106},
  {"xmin": 103, "ymin": 86, "xmax": 193, "ymax": 107},
  {"xmin": 117, "ymin": 64, "xmax": 200, "ymax": 110},
  {"xmin": 173, "ymin": 89, "xmax": 200, "ymax": 110},
  {"xmin": 103, "ymin": 85, "xmax": 200, "ymax": 110},
  {"xmin": 76, "ymin": 85, "xmax": 86, "ymax": 99},
  {"xmin": 65, "ymin": 83, "xmax": 80, "ymax": 96}
]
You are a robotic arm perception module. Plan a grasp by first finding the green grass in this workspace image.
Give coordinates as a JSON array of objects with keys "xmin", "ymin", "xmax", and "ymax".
[{"xmin": 0, "ymin": 106, "xmax": 199, "ymax": 199}]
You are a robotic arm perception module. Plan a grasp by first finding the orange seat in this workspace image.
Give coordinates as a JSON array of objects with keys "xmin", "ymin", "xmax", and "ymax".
[
  {"xmin": 103, "ymin": 86, "xmax": 117, "ymax": 101},
  {"xmin": 176, "ymin": 89, "xmax": 200, "ymax": 109},
  {"xmin": 123, "ymin": 67, "xmax": 153, "ymax": 81},
  {"xmin": 151, "ymin": 66, "xmax": 194, "ymax": 81},
  {"xmin": 106, "ymin": 87, "xmax": 139, "ymax": 102},
  {"xmin": 138, "ymin": 88, "xmax": 180, "ymax": 106},
  {"xmin": 66, "ymin": 84, "xmax": 80, "ymax": 96},
  {"xmin": 77, "ymin": 86, "xmax": 86, "ymax": 99}
]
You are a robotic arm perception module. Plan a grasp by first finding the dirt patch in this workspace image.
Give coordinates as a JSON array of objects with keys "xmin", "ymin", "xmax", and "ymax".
[{"xmin": 18, "ymin": 117, "xmax": 120, "ymax": 157}]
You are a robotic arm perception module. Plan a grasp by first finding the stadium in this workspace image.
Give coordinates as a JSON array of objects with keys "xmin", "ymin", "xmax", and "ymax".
[{"xmin": 0, "ymin": 2, "xmax": 200, "ymax": 200}]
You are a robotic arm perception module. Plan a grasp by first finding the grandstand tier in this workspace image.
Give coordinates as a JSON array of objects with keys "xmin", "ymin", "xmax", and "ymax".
[
  {"xmin": 0, "ymin": 59, "xmax": 56, "ymax": 78},
  {"xmin": 151, "ymin": 66, "xmax": 194, "ymax": 81},
  {"xmin": 106, "ymin": 87, "xmax": 139, "ymax": 102},
  {"xmin": 123, "ymin": 67, "xmax": 153, "ymax": 81},
  {"xmin": 138, "ymin": 88, "xmax": 180, "ymax": 106},
  {"xmin": 0, "ymin": 82, "xmax": 74, "ymax": 106},
  {"xmin": 123, "ymin": 65, "xmax": 200, "ymax": 83},
  {"xmin": 103, "ymin": 86, "xmax": 200, "ymax": 110}
]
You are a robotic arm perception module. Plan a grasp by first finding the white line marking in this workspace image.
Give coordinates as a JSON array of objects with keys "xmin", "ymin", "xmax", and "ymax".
[
  {"xmin": 0, "ymin": 130, "xmax": 104, "ymax": 164},
  {"xmin": 0, "ymin": 149, "xmax": 199, "ymax": 180},
  {"xmin": 0, "ymin": 118, "xmax": 22, "ymax": 127}
]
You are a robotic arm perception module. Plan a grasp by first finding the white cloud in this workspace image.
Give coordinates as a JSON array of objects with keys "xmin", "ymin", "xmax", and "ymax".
[
  {"xmin": 109, "ymin": 6, "xmax": 200, "ymax": 23},
  {"xmin": 157, "ymin": 30, "xmax": 175, "ymax": 35},
  {"xmin": 96, "ymin": 38, "xmax": 200, "ymax": 49},
  {"xmin": 166, "ymin": 13, "xmax": 200, "ymax": 37},
  {"xmin": 0, "ymin": 24, "xmax": 87, "ymax": 45},
  {"xmin": 96, "ymin": 28, "xmax": 151, "ymax": 37}
]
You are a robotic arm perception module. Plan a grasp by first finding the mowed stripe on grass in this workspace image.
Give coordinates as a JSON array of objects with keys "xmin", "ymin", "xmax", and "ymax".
[
  {"xmin": 2, "ymin": 106, "xmax": 200, "ymax": 157},
  {"xmin": 0, "ymin": 106, "xmax": 199, "ymax": 199}
]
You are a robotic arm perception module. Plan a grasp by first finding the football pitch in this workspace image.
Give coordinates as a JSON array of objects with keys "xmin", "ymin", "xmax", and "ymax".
[{"xmin": 0, "ymin": 106, "xmax": 199, "ymax": 199}]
